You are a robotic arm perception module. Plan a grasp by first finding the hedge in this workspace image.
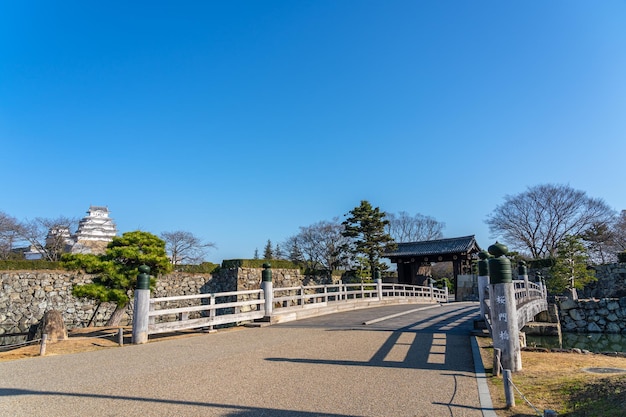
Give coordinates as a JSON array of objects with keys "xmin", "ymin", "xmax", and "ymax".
[
  {"xmin": 221, "ymin": 259, "xmax": 300, "ymax": 270},
  {"xmin": 173, "ymin": 262, "xmax": 220, "ymax": 274},
  {"xmin": 0, "ymin": 260, "xmax": 64, "ymax": 271},
  {"xmin": 528, "ymin": 258, "xmax": 555, "ymax": 269}
]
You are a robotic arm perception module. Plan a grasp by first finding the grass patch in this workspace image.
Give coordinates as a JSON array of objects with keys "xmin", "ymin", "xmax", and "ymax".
[{"xmin": 476, "ymin": 336, "xmax": 626, "ymax": 416}]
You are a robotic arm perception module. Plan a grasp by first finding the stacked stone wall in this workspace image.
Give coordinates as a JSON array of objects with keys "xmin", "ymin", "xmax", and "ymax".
[
  {"xmin": 0, "ymin": 269, "xmax": 236, "ymax": 344},
  {"xmin": 0, "ymin": 266, "xmax": 324, "ymax": 344},
  {"xmin": 559, "ymin": 297, "xmax": 626, "ymax": 334},
  {"xmin": 582, "ymin": 263, "xmax": 626, "ymax": 298}
]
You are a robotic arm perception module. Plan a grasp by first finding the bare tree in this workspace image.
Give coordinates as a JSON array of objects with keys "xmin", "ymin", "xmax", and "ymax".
[
  {"xmin": 581, "ymin": 222, "xmax": 615, "ymax": 264},
  {"xmin": 19, "ymin": 216, "xmax": 77, "ymax": 261},
  {"xmin": 486, "ymin": 184, "xmax": 615, "ymax": 259},
  {"xmin": 286, "ymin": 218, "xmax": 351, "ymax": 271},
  {"xmin": 386, "ymin": 211, "xmax": 445, "ymax": 243},
  {"xmin": 161, "ymin": 231, "xmax": 215, "ymax": 265},
  {"xmin": 0, "ymin": 211, "xmax": 24, "ymax": 260},
  {"xmin": 611, "ymin": 210, "xmax": 626, "ymax": 253}
]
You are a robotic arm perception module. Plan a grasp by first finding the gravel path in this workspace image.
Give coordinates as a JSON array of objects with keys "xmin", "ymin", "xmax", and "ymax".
[{"xmin": 0, "ymin": 303, "xmax": 485, "ymax": 417}]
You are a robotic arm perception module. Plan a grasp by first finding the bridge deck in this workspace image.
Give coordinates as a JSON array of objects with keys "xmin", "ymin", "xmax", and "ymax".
[{"xmin": 0, "ymin": 303, "xmax": 489, "ymax": 417}]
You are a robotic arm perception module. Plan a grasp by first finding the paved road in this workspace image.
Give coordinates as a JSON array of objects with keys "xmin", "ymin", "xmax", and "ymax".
[{"xmin": 0, "ymin": 302, "xmax": 484, "ymax": 417}]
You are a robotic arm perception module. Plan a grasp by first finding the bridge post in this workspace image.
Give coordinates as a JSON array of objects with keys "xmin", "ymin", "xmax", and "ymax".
[
  {"xmin": 132, "ymin": 265, "xmax": 151, "ymax": 345},
  {"xmin": 261, "ymin": 263, "xmax": 273, "ymax": 318},
  {"xmin": 536, "ymin": 272, "xmax": 546, "ymax": 299},
  {"xmin": 488, "ymin": 242, "xmax": 522, "ymax": 372},
  {"xmin": 429, "ymin": 278, "xmax": 434, "ymax": 301},
  {"xmin": 477, "ymin": 251, "xmax": 490, "ymax": 319},
  {"xmin": 518, "ymin": 261, "xmax": 530, "ymax": 298},
  {"xmin": 374, "ymin": 268, "xmax": 383, "ymax": 300}
]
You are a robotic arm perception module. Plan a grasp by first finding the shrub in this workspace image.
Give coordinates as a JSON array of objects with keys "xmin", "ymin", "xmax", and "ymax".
[
  {"xmin": 528, "ymin": 258, "xmax": 555, "ymax": 269},
  {"xmin": 221, "ymin": 259, "xmax": 299, "ymax": 270},
  {"xmin": 173, "ymin": 262, "xmax": 220, "ymax": 274},
  {"xmin": 0, "ymin": 260, "xmax": 64, "ymax": 270}
]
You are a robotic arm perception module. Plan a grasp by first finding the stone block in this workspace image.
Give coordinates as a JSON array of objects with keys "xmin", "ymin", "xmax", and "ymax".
[
  {"xmin": 587, "ymin": 322, "xmax": 602, "ymax": 332},
  {"xmin": 569, "ymin": 309, "xmax": 584, "ymax": 321},
  {"xmin": 607, "ymin": 301, "xmax": 620, "ymax": 311},
  {"xmin": 607, "ymin": 323, "xmax": 621, "ymax": 333},
  {"xmin": 41, "ymin": 310, "xmax": 68, "ymax": 342},
  {"xmin": 560, "ymin": 298, "xmax": 578, "ymax": 310}
]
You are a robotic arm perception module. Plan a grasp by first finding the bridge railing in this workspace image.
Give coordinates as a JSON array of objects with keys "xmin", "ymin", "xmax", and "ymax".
[
  {"xmin": 512, "ymin": 280, "xmax": 545, "ymax": 306},
  {"xmin": 143, "ymin": 281, "xmax": 447, "ymax": 338},
  {"xmin": 272, "ymin": 282, "xmax": 447, "ymax": 308},
  {"xmin": 147, "ymin": 289, "xmax": 266, "ymax": 335},
  {"xmin": 483, "ymin": 278, "xmax": 548, "ymax": 334}
]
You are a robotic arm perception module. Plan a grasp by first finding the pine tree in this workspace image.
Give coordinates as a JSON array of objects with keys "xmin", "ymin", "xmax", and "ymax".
[
  {"xmin": 549, "ymin": 235, "xmax": 596, "ymax": 297},
  {"xmin": 64, "ymin": 231, "xmax": 172, "ymax": 325},
  {"xmin": 263, "ymin": 239, "xmax": 273, "ymax": 259},
  {"xmin": 342, "ymin": 200, "xmax": 396, "ymax": 278}
]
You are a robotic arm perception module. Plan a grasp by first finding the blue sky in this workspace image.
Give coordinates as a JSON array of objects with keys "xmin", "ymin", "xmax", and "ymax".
[{"xmin": 2, "ymin": 1, "xmax": 625, "ymax": 263}]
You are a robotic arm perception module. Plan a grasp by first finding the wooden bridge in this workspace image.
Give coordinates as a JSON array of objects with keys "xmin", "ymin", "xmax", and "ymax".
[
  {"xmin": 139, "ymin": 280, "xmax": 449, "ymax": 338},
  {"xmin": 481, "ymin": 277, "xmax": 549, "ymax": 333}
]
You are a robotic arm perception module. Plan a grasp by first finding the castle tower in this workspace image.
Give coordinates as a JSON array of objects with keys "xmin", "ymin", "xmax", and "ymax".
[{"xmin": 71, "ymin": 206, "xmax": 117, "ymax": 254}]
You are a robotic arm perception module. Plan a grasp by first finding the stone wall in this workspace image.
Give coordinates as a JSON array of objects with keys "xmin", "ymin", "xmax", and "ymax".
[
  {"xmin": 559, "ymin": 297, "xmax": 626, "ymax": 334},
  {"xmin": 582, "ymin": 263, "xmax": 626, "ymax": 298},
  {"xmin": 0, "ymin": 267, "xmax": 324, "ymax": 345},
  {"xmin": 0, "ymin": 269, "xmax": 232, "ymax": 344}
]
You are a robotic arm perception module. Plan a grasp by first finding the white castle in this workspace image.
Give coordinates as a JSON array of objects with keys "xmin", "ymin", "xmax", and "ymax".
[{"xmin": 70, "ymin": 206, "xmax": 117, "ymax": 254}]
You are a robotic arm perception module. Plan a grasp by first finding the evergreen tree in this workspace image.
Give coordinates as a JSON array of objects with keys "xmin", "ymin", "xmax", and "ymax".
[
  {"xmin": 263, "ymin": 239, "xmax": 273, "ymax": 259},
  {"xmin": 342, "ymin": 200, "xmax": 396, "ymax": 278},
  {"xmin": 549, "ymin": 235, "xmax": 596, "ymax": 296},
  {"xmin": 287, "ymin": 238, "xmax": 304, "ymax": 265},
  {"xmin": 64, "ymin": 231, "xmax": 172, "ymax": 326},
  {"xmin": 253, "ymin": 248, "xmax": 259, "ymax": 259}
]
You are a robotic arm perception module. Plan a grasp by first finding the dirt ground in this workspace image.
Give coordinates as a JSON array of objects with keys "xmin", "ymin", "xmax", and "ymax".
[{"xmin": 0, "ymin": 326, "xmax": 215, "ymax": 361}]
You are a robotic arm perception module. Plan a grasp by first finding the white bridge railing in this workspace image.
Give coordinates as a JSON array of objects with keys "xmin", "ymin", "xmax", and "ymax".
[
  {"xmin": 144, "ymin": 281, "xmax": 447, "ymax": 337},
  {"xmin": 482, "ymin": 278, "xmax": 548, "ymax": 334}
]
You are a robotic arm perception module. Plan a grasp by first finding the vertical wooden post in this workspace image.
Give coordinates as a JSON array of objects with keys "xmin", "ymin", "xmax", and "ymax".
[
  {"xmin": 261, "ymin": 263, "xmax": 273, "ymax": 319},
  {"xmin": 375, "ymin": 268, "xmax": 383, "ymax": 300},
  {"xmin": 429, "ymin": 280, "xmax": 434, "ymax": 301},
  {"xmin": 477, "ymin": 251, "xmax": 490, "ymax": 319},
  {"xmin": 519, "ymin": 261, "xmax": 530, "ymax": 298},
  {"xmin": 208, "ymin": 295, "xmax": 216, "ymax": 331},
  {"xmin": 503, "ymin": 369, "xmax": 515, "ymax": 408},
  {"xmin": 39, "ymin": 334, "xmax": 48, "ymax": 356},
  {"xmin": 118, "ymin": 327, "xmax": 124, "ymax": 346},
  {"xmin": 132, "ymin": 265, "xmax": 151, "ymax": 345},
  {"xmin": 493, "ymin": 348, "xmax": 502, "ymax": 377},
  {"xmin": 488, "ymin": 242, "xmax": 522, "ymax": 372}
]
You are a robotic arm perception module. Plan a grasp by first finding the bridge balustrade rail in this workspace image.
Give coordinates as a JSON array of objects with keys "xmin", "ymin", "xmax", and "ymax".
[
  {"xmin": 483, "ymin": 278, "xmax": 548, "ymax": 333},
  {"xmin": 144, "ymin": 281, "xmax": 447, "ymax": 337}
]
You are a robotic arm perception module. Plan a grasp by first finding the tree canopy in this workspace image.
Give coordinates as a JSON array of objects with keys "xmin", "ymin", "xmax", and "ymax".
[
  {"xmin": 548, "ymin": 235, "xmax": 595, "ymax": 296},
  {"xmin": 161, "ymin": 230, "xmax": 215, "ymax": 265},
  {"xmin": 285, "ymin": 218, "xmax": 350, "ymax": 271},
  {"xmin": 486, "ymin": 184, "xmax": 614, "ymax": 259},
  {"xmin": 64, "ymin": 230, "xmax": 172, "ymax": 325},
  {"xmin": 385, "ymin": 211, "xmax": 445, "ymax": 243},
  {"xmin": 342, "ymin": 200, "xmax": 396, "ymax": 278}
]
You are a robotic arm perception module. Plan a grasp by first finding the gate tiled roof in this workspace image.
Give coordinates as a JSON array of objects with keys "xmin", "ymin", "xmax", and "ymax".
[{"xmin": 385, "ymin": 235, "xmax": 480, "ymax": 257}]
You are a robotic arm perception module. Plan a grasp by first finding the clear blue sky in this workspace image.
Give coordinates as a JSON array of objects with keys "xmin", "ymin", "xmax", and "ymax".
[{"xmin": 2, "ymin": 1, "xmax": 625, "ymax": 263}]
